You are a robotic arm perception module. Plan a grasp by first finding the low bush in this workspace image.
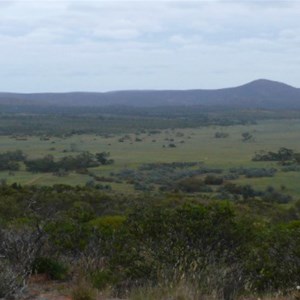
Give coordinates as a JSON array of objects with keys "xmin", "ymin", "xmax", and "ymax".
[
  {"xmin": 262, "ymin": 190, "xmax": 293, "ymax": 204},
  {"xmin": 214, "ymin": 132, "xmax": 229, "ymax": 138},
  {"xmin": 177, "ymin": 177, "xmax": 213, "ymax": 193},
  {"xmin": 32, "ymin": 257, "xmax": 68, "ymax": 280},
  {"xmin": 71, "ymin": 280, "xmax": 97, "ymax": 300},
  {"xmin": 204, "ymin": 175, "xmax": 224, "ymax": 185},
  {"xmin": 90, "ymin": 270, "xmax": 117, "ymax": 290},
  {"xmin": 230, "ymin": 167, "xmax": 276, "ymax": 178}
]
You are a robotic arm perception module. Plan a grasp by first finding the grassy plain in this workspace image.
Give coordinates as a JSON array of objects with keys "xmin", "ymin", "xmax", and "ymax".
[{"xmin": 1, "ymin": 118, "xmax": 300, "ymax": 196}]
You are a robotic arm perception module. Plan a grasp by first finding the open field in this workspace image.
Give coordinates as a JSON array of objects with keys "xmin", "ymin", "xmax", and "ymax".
[{"xmin": 1, "ymin": 118, "xmax": 300, "ymax": 197}]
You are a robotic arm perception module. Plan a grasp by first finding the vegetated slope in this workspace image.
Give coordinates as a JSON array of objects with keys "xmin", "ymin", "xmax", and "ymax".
[{"xmin": 1, "ymin": 79, "xmax": 300, "ymax": 109}]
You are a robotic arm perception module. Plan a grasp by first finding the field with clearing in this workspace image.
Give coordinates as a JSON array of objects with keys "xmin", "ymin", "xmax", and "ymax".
[{"xmin": 1, "ymin": 118, "xmax": 300, "ymax": 197}]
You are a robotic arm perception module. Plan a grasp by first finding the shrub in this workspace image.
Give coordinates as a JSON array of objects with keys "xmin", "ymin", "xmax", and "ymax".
[
  {"xmin": 32, "ymin": 257, "xmax": 68, "ymax": 280},
  {"xmin": 89, "ymin": 215, "xmax": 125, "ymax": 235},
  {"xmin": 110, "ymin": 202, "xmax": 251, "ymax": 289},
  {"xmin": 219, "ymin": 183, "xmax": 259, "ymax": 199},
  {"xmin": 245, "ymin": 168, "xmax": 276, "ymax": 178},
  {"xmin": 177, "ymin": 177, "xmax": 212, "ymax": 193},
  {"xmin": 204, "ymin": 175, "xmax": 224, "ymax": 185},
  {"xmin": 246, "ymin": 221, "xmax": 300, "ymax": 292},
  {"xmin": 0, "ymin": 226, "xmax": 47, "ymax": 298},
  {"xmin": 71, "ymin": 280, "xmax": 97, "ymax": 300},
  {"xmin": 282, "ymin": 165, "xmax": 300, "ymax": 172},
  {"xmin": 90, "ymin": 270, "xmax": 117, "ymax": 290},
  {"xmin": 214, "ymin": 132, "xmax": 229, "ymax": 138},
  {"xmin": 0, "ymin": 261, "xmax": 23, "ymax": 299},
  {"xmin": 168, "ymin": 143, "xmax": 176, "ymax": 148},
  {"xmin": 262, "ymin": 190, "xmax": 293, "ymax": 204},
  {"xmin": 242, "ymin": 131, "xmax": 253, "ymax": 142},
  {"xmin": 229, "ymin": 167, "xmax": 276, "ymax": 178}
]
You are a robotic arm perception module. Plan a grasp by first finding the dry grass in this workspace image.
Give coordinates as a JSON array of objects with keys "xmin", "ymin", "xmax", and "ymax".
[{"xmin": 21, "ymin": 276, "xmax": 299, "ymax": 300}]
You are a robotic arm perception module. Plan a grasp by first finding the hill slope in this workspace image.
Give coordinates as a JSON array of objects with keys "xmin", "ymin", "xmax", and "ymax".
[{"xmin": 1, "ymin": 79, "xmax": 300, "ymax": 109}]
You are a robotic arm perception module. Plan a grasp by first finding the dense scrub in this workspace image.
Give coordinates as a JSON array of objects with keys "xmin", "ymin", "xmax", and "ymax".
[{"xmin": 0, "ymin": 184, "xmax": 299, "ymax": 299}]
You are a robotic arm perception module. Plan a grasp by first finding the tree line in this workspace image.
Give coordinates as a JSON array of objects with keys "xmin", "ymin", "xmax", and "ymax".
[{"xmin": 0, "ymin": 150, "xmax": 114, "ymax": 173}]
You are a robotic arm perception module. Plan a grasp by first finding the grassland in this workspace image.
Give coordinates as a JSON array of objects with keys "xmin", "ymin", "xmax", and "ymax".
[{"xmin": 1, "ymin": 118, "xmax": 300, "ymax": 196}]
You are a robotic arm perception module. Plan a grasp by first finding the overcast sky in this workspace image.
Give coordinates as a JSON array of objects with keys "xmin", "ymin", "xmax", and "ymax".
[{"xmin": 0, "ymin": 0, "xmax": 300, "ymax": 92}]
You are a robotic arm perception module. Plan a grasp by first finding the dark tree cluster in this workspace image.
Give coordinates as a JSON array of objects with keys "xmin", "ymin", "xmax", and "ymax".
[
  {"xmin": 0, "ymin": 150, "xmax": 26, "ymax": 171},
  {"xmin": 252, "ymin": 147, "xmax": 295, "ymax": 163},
  {"xmin": 218, "ymin": 183, "xmax": 293, "ymax": 204},
  {"xmin": 214, "ymin": 132, "xmax": 229, "ymax": 138},
  {"xmin": 241, "ymin": 132, "xmax": 254, "ymax": 142},
  {"xmin": 95, "ymin": 152, "xmax": 114, "ymax": 165},
  {"xmin": 25, "ymin": 151, "xmax": 114, "ymax": 173}
]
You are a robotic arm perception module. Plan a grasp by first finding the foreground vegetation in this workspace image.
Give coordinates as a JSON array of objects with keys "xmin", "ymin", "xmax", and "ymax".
[{"xmin": 0, "ymin": 184, "xmax": 299, "ymax": 299}]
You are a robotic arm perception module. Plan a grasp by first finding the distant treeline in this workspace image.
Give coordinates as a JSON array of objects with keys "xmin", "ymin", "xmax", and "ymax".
[{"xmin": 1, "ymin": 106, "xmax": 300, "ymax": 135}]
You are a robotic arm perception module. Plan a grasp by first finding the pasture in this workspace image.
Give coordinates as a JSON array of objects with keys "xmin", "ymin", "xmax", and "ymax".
[{"xmin": 1, "ymin": 118, "xmax": 300, "ymax": 196}]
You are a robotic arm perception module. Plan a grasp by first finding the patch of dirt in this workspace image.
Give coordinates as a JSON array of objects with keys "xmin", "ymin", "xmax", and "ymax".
[
  {"xmin": 21, "ymin": 275, "xmax": 122, "ymax": 300},
  {"xmin": 21, "ymin": 275, "xmax": 298, "ymax": 300},
  {"xmin": 21, "ymin": 275, "xmax": 71, "ymax": 300}
]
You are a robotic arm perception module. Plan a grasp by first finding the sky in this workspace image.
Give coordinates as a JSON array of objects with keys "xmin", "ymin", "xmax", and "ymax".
[{"xmin": 0, "ymin": 0, "xmax": 300, "ymax": 92}]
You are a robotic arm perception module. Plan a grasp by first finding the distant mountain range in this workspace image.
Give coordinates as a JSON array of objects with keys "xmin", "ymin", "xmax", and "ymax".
[{"xmin": 1, "ymin": 79, "xmax": 300, "ymax": 109}]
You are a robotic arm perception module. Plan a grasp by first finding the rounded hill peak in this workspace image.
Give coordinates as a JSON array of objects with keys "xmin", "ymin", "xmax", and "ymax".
[{"xmin": 242, "ymin": 79, "xmax": 295, "ymax": 90}]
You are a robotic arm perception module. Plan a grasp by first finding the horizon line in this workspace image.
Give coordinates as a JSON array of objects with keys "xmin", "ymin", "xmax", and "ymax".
[{"xmin": 0, "ymin": 78, "xmax": 297, "ymax": 94}]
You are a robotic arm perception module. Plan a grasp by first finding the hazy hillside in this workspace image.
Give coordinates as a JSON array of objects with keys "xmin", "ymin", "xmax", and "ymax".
[{"xmin": 1, "ymin": 79, "xmax": 300, "ymax": 109}]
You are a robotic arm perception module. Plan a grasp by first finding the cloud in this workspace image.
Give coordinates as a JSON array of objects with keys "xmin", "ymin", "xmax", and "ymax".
[
  {"xmin": 0, "ymin": 0, "xmax": 300, "ymax": 92},
  {"xmin": 0, "ymin": 0, "xmax": 15, "ymax": 8}
]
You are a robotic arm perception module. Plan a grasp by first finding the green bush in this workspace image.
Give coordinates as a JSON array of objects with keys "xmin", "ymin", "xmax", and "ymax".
[
  {"xmin": 90, "ymin": 270, "xmax": 117, "ymax": 290},
  {"xmin": 109, "ymin": 202, "xmax": 253, "ymax": 287},
  {"xmin": 32, "ymin": 257, "xmax": 68, "ymax": 280},
  {"xmin": 245, "ymin": 221, "xmax": 300, "ymax": 292},
  {"xmin": 89, "ymin": 215, "xmax": 125, "ymax": 235}
]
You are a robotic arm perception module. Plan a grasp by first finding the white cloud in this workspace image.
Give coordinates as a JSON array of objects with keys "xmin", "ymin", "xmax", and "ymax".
[{"xmin": 0, "ymin": 0, "xmax": 300, "ymax": 91}]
